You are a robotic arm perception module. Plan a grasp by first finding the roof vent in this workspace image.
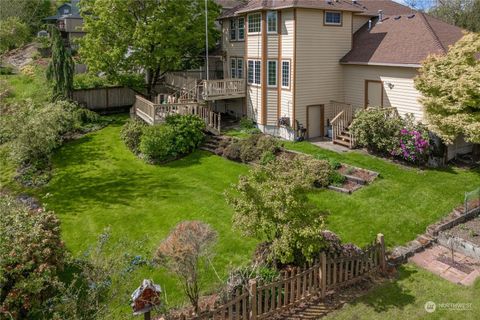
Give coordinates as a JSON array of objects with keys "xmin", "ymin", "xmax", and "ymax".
[
  {"xmin": 326, "ymin": 0, "xmax": 333, "ymax": 4},
  {"xmin": 407, "ymin": 14, "xmax": 416, "ymax": 19},
  {"xmin": 352, "ymin": 0, "xmax": 358, "ymax": 4},
  {"xmin": 394, "ymin": 15, "xmax": 401, "ymax": 20},
  {"xmin": 378, "ymin": 10, "xmax": 384, "ymax": 23}
]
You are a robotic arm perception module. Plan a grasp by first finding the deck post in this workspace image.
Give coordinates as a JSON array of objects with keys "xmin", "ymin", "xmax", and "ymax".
[{"xmin": 320, "ymin": 252, "xmax": 326, "ymax": 299}]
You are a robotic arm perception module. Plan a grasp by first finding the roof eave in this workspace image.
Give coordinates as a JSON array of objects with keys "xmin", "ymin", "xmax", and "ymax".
[{"xmin": 340, "ymin": 61, "xmax": 421, "ymax": 68}]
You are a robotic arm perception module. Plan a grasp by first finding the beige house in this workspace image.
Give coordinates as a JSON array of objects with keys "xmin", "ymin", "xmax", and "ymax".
[{"xmin": 193, "ymin": 0, "xmax": 468, "ymax": 157}]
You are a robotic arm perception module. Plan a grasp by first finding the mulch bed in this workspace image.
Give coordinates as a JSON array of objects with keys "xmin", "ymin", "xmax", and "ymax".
[
  {"xmin": 338, "ymin": 164, "xmax": 378, "ymax": 183},
  {"xmin": 448, "ymin": 216, "xmax": 480, "ymax": 246}
]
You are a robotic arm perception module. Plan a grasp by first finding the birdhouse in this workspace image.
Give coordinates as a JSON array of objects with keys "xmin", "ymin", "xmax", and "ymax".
[{"xmin": 131, "ymin": 279, "xmax": 162, "ymax": 316}]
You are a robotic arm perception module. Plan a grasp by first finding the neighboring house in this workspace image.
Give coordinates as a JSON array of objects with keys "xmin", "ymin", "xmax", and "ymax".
[
  {"xmin": 43, "ymin": 0, "xmax": 85, "ymax": 50},
  {"xmin": 180, "ymin": 0, "xmax": 469, "ymax": 159}
]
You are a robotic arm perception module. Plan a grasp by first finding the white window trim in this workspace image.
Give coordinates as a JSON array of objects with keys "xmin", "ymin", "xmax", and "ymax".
[
  {"xmin": 230, "ymin": 19, "xmax": 237, "ymax": 41},
  {"xmin": 267, "ymin": 11, "xmax": 277, "ymax": 34},
  {"xmin": 281, "ymin": 60, "xmax": 290, "ymax": 89},
  {"xmin": 247, "ymin": 59, "xmax": 261, "ymax": 86},
  {"xmin": 247, "ymin": 13, "xmax": 262, "ymax": 34},
  {"xmin": 237, "ymin": 58, "xmax": 244, "ymax": 78},
  {"xmin": 230, "ymin": 57, "xmax": 237, "ymax": 79},
  {"xmin": 267, "ymin": 60, "xmax": 277, "ymax": 87},
  {"xmin": 324, "ymin": 11, "xmax": 342, "ymax": 26}
]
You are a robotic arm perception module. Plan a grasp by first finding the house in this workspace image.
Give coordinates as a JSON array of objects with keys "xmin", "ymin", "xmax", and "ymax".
[
  {"xmin": 43, "ymin": 0, "xmax": 85, "ymax": 50},
  {"xmin": 195, "ymin": 0, "xmax": 469, "ymax": 158}
]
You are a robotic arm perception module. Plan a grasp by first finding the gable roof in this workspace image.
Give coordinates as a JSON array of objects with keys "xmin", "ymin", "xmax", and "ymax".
[
  {"xmin": 340, "ymin": 12, "xmax": 465, "ymax": 66},
  {"xmin": 220, "ymin": 0, "xmax": 364, "ymax": 19}
]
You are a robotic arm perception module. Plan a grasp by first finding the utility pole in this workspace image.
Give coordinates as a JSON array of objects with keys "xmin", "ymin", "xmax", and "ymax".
[{"xmin": 205, "ymin": 0, "xmax": 209, "ymax": 81}]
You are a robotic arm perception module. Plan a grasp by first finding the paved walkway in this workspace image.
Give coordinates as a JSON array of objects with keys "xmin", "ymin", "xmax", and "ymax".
[
  {"xmin": 409, "ymin": 245, "xmax": 480, "ymax": 285},
  {"xmin": 308, "ymin": 138, "xmax": 351, "ymax": 153}
]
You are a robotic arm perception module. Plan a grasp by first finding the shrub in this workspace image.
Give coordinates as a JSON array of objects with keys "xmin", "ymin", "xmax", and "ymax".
[
  {"xmin": 350, "ymin": 108, "xmax": 404, "ymax": 154},
  {"xmin": 223, "ymin": 134, "xmax": 279, "ymax": 163},
  {"xmin": 239, "ymin": 134, "xmax": 263, "ymax": 163},
  {"xmin": 155, "ymin": 221, "xmax": 217, "ymax": 314},
  {"xmin": 225, "ymin": 156, "xmax": 329, "ymax": 264},
  {"xmin": 260, "ymin": 150, "xmax": 276, "ymax": 165},
  {"xmin": 165, "ymin": 114, "xmax": 205, "ymax": 154},
  {"xmin": 239, "ymin": 117, "xmax": 256, "ymax": 130},
  {"xmin": 0, "ymin": 194, "xmax": 65, "ymax": 318},
  {"xmin": 391, "ymin": 127, "xmax": 431, "ymax": 164},
  {"xmin": 73, "ymin": 73, "xmax": 116, "ymax": 90},
  {"xmin": 221, "ymin": 265, "xmax": 279, "ymax": 301},
  {"xmin": 321, "ymin": 231, "xmax": 363, "ymax": 257},
  {"xmin": 139, "ymin": 125, "xmax": 176, "ymax": 163},
  {"xmin": 329, "ymin": 171, "xmax": 346, "ymax": 186},
  {"xmin": 0, "ymin": 17, "xmax": 30, "ymax": 53},
  {"xmin": 121, "ymin": 118, "xmax": 146, "ymax": 154},
  {"xmin": 222, "ymin": 140, "xmax": 242, "ymax": 161}
]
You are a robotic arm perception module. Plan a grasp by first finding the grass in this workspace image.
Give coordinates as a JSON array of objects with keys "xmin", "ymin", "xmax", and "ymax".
[
  {"xmin": 23, "ymin": 116, "xmax": 256, "ymax": 312},
  {"xmin": 0, "ymin": 63, "xmax": 50, "ymax": 104},
  {"xmin": 325, "ymin": 264, "xmax": 480, "ymax": 320},
  {"xmin": 284, "ymin": 141, "xmax": 480, "ymax": 248}
]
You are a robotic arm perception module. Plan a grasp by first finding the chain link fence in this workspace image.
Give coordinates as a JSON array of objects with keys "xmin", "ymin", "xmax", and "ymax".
[{"xmin": 464, "ymin": 187, "xmax": 480, "ymax": 214}]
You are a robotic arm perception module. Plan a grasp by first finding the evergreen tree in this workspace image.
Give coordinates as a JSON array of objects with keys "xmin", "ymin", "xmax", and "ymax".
[{"xmin": 46, "ymin": 27, "xmax": 74, "ymax": 100}]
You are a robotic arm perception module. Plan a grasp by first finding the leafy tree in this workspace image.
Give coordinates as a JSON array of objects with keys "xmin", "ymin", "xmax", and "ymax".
[
  {"xmin": 225, "ymin": 155, "xmax": 331, "ymax": 265},
  {"xmin": 79, "ymin": 0, "xmax": 221, "ymax": 97},
  {"xmin": 155, "ymin": 221, "xmax": 217, "ymax": 314},
  {"xmin": 0, "ymin": 0, "xmax": 52, "ymax": 34},
  {"xmin": 0, "ymin": 17, "xmax": 30, "ymax": 53},
  {"xmin": 46, "ymin": 27, "xmax": 74, "ymax": 100},
  {"xmin": 429, "ymin": 0, "xmax": 480, "ymax": 32},
  {"xmin": 0, "ymin": 194, "xmax": 65, "ymax": 319},
  {"xmin": 414, "ymin": 32, "xmax": 480, "ymax": 144}
]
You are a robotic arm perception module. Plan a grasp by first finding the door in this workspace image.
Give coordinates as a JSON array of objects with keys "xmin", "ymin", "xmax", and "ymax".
[
  {"xmin": 366, "ymin": 81, "xmax": 383, "ymax": 107},
  {"xmin": 307, "ymin": 105, "xmax": 324, "ymax": 139}
]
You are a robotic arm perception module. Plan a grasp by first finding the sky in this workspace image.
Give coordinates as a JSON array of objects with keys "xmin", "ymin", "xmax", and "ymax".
[{"xmin": 393, "ymin": 0, "xmax": 437, "ymax": 10}]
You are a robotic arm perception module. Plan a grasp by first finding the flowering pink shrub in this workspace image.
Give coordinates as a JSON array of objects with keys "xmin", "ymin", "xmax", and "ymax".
[{"xmin": 391, "ymin": 128, "xmax": 431, "ymax": 164}]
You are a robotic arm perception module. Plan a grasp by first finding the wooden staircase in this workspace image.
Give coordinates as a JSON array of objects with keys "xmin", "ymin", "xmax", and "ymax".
[{"xmin": 330, "ymin": 101, "xmax": 356, "ymax": 149}]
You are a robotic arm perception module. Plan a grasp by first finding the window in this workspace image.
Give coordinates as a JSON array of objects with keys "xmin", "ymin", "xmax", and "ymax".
[
  {"xmin": 248, "ymin": 13, "xmax": 261, "ymax": 33},
  {"xmin": 248, "ymin": 59, "xmax": 261, "ymax": 85},
  {"xmin": 267, "ymin": 60, "xmax": 277, "ymax": 87},
  {"xmin": 248, "ymin": 60, "xmax": 254, "ymax": 84},
  {"xmin": 230, "ymin": 58, "xmax": 243, "ymax": 79},
  {"xmin": 230, "ymin": 19, "xmax": 237, "ymax": 40},
  {"xmin": 238, "ymin": 17, "xmax": 245, "ymax": 40},
  {"xmin": 282, "ymin": 60, "xmax": 290, "ymax": 88},
  {"xmin": 325, "ymin": 11, "xmax": 342, "ymax": 25},
  {"xmin": 237, "ymin": 59, "xmax": 243, "ymax": 78},
  {"xmin": 267, "ymin": 11, "xmax": 277, "ymax": 33}
]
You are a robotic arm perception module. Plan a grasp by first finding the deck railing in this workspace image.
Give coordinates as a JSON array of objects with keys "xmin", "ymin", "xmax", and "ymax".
[
  {"xmin": 133, "ymin": 95, "xmax": 221, "ymax": 133},
  {"xmin": 181, "ymin": 234, "xmax": 386, "ymax": 320},
  {"xmin": 201, "ymin": 79, "xmax": 246, "ymax": 100},
  {"xmin": 330, "ymin": 101, "xmax": 356, "ymax": 148}
]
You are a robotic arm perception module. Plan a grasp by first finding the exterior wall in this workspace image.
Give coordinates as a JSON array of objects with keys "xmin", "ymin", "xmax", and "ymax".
[
  {"xmin": 342, "ymin": 64, "xmax": 424, "ymax": 120},
  {"xmin": 280, "ymin": 9, "xmax": 295, "ymax": 128},
  {"xmin": 295, "ymin": 9, "xmax": 353, "ymax": 130},
  {"xmin": 64, "ymin": 18, "xmax": 83, "ymax": 32},
  {"xmin": 222, "ymin": 18, "xmax": 245, "ymax": 78},
  {"xmin": 352, "ymin": 15, "xmax": 370, "ymax": 33}
]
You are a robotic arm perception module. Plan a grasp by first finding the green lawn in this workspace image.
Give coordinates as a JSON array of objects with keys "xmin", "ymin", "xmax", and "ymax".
[
  {"xmin": 0, "ymin": 63, "xmax": 50, "ymax": 104},
  {"xmin": 325, "ymin": 264, "xmax": 480, "ymax": 320},
  {"xmin": 30, "ymin": 117, "xmax": 256, "ymax": 311},
  {"xmin": 285, "ymin": 141, "xmax": 480, "ymax": 248}
]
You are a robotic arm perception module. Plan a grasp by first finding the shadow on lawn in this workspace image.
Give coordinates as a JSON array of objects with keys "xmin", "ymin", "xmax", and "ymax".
[{"xmin": 350, "ymin": 266, "xmax": 417, "ymax": 313}]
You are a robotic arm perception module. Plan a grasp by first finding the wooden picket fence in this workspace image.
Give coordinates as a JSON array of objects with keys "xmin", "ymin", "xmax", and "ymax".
[{"xmin": 180, "ymin": 234, "xmax": 386, "ymax": 320}]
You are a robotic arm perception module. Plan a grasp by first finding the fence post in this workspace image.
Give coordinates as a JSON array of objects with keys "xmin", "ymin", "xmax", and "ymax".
[
  {"xmin": 249, "ymin": 279, "xmax": 257, "ymax": 320},
  {"xmin": 377, "ymin": 233, "xmax": 386, "ymax": 272},
  {"xmin": 320, "ymin": 252, "xmax": 326, "ymax": 299}
]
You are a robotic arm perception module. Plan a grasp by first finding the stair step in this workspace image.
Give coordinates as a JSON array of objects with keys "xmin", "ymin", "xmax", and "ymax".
[
  {"xmin": 333, "ymin": 139, "xmax": 352, "ymax": 148},
  {"xmin": 336, "ymin": 134, "xmax": 352, "ymax": 141}
]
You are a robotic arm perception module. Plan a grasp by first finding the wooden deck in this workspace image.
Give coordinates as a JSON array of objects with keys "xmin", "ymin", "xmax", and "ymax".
[{"xmin": 133, "ymin": 95, "xmax": 221, "ymax": 134}]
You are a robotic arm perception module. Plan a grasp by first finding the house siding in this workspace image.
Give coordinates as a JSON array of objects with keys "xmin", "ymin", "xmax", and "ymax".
[
  {"xmin": 222, "ymin": 18, "xmax": 245, "ymax": 78},
  {"xmin": 352, "ymin": 15, "xmax": 370, "ymax": 33},
  {"xmin": 280, "ymin": 9, "xmax": 295, "ymax": 126},
  {"xmin": 343, "ymin": 64, "xmax": 424, "ymax": 120},
  {"xmin": 295, "ymin": 9, "xmax": 353, "ymax": 129}
]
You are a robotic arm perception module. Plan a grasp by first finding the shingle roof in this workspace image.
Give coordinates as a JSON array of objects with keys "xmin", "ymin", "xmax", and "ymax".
[
  {"xmin": 220, "ymin": 0, "xmax": 364, "ymax": 19},
  {"xmin": 351, "ymin": 0, "xmax": 414, "ymax": 16},
  {"xmin": 340, "ymin": 12, "xmax": 465, "ymax": 66}
]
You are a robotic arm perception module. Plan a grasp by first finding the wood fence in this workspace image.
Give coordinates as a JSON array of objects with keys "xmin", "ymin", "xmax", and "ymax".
[
  {"xmin": 133, "ymin": 95, "xmax": 221, "ymax": 134},
  {"xmin": 181, "ymin": 234, "xmax": 386, "ymax": 320},
  {"xmin": 72, "ymin": 87, "xmax": 136, "ymax": 112}
]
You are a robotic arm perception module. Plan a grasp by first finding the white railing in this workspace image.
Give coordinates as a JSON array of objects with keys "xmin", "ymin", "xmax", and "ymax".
[
  {"xmin": 330, "ymin": 101, "xmax": 356, "ymax": 148},
  {"xmin": 133, "ymin": 95, "xmax": 221, "ymax": 133},
  {"xmin": 202, "ymin": 79, "xmax": 246, "ymax": 100}
]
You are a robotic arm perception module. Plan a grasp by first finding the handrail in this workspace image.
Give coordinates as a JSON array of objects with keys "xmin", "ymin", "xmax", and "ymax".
[{"xmin": 330, "ymin": 110, "xmax": 345, "ymax": 124}]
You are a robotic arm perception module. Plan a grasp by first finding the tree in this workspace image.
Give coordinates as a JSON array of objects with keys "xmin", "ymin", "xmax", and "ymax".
[
  {"xmin": 225, "ymin": 155, "xmax": 331, "ymax": 265},
  {"xmin": 155, "ymin": 221, "xmax": 217, "ymax": 314},
  {"xmin": 0, "ymin": 0, "xmax": 52, "ymax": 35},
  {"xmin": 46, "ymin": 27, "xmax": 74, "ymax": 100},
  {"xmin": 78, "ymin": 0, "xmax": 221, "ymax": 97},
  {"xmin": 429, "ymin": 0, "xmax": 480, "ymax": 32},
  {"xmin": 414, "ymin": 32, "xmax": 480, "ymax": 144},
  {"xmin": 0, "ymin": 194, "xmax": 65, "ymax": 319},
  {"xmin": 0, "ymin": 17, "xmax": 30, "ymax": 53}
]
